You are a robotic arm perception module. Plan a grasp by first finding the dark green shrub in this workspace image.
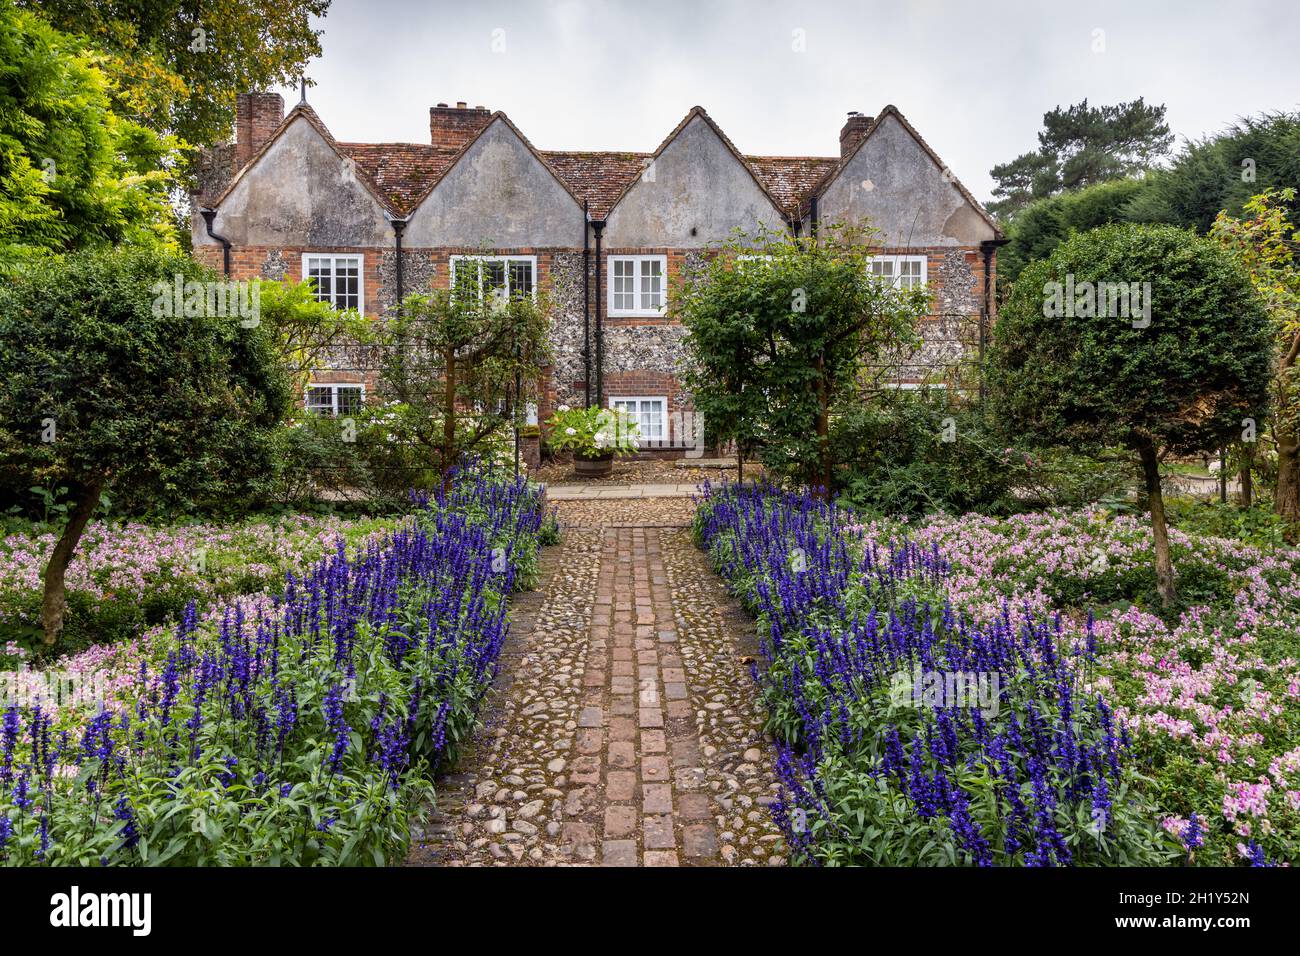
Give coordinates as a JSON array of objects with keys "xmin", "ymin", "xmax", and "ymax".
[
  {"xmin": 830, "ymin": 389, "xmax": 1127, "ymax": 516},
  {"xmin": 1165, "ymin": 497, "xmax": 1291, "ymax": 550}
]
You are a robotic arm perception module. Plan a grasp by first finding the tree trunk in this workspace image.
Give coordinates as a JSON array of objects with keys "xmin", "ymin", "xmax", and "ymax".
[
  {"xmin": 40, "ymin": 480, "xmax": 104, "ymax": 647},
  {"xmin": 1277, "ymin": 422, "xmax": 1300, "ymax": 540},
  {"xmin": 442, "ymin": 346, "xmax": 457, "ymax": 481},
  {"xmin": 1274, "ymin": 334, "xmax": 1300, "ymax": 541},
  {"xmin": 1137, "ymin": 441, "xmax": 1176, "ymax": 607},
  {"xmin": 1237, "ymin": 443, "xmax": 1254, "ymax": 508},
  {"xmin": 815, "ymin": 354, "xmax": 831, "ymax": 497}
]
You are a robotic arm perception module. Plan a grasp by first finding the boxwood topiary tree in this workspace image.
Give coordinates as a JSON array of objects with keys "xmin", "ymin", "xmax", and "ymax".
[
  {"xmin": 987, "ymin": 223, "xmax": 1272, "ymax": 606},
  {"xmin": 0, "ymin": 248, "xmax": 291, "ymax": 646}
]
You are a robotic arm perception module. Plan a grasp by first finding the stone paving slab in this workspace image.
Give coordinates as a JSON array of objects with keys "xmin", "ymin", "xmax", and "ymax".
[
  {"xmin": 544, "ymin": 483, "xmax": 700, "ymax": 500},
  {"xmin": 410, "ymin": 494, "xmax": 782, "ymax": 867}
]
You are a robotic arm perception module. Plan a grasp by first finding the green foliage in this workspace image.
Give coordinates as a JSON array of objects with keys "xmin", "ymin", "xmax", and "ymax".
[
  {"xmin": 987, "ymin": 224, "xmax": 1272, "ymax": 459},
  {"xmin": 676, "ymin": 225, "xmax": 927, "ymax": 489},
  {"xmin": 1210, "ymin": 188, "xmax": 1300, "ymax": 529},
  {"xmin": 1164, "ymin": 497, "xmax": 1292, "ymax": 550},
  {"xmin": 256, "ymin": 416, "xmax": 378, "ymax": 510},
  {"xmin": 999, "ymin": 112, "xmax": 1300, "ymax": 289},
  {"xmin": 830, "ymin": 389, "xmax": 1128, "ymax": 516},
  {"xmin": 379, "ymin": 261, "xmax": 551, "ymax": 484},
  {"xmin": 0, "ymin": 247, "xmax": 292, "ymax": 513},
  {"xmin": 0, "ymin": 0, "xmax": 180, "ymax": 267},
  {"xmin": 1126, "ymin": 112, "xmax": 1300, "ymax": 234},
  {"xmin": 24, "ymin": 0, "xmax": 329, "ymax": 152},
  {"xmin": 989, "ymin": 98, "xmax": 1173, "ymax": 219},
  {"xmin": 998, "ymin": 178, "xmax": 1150, "ymax": 291},
  {"xmin": 538, "ymin": 509, "xmax": 560, "ymax": 546},
  {"xmin": 256, "ymin": 278, "xmax": 374, "ymax": 392},
  {"xmin": 545, "ymin": 405, "xmax": 640, "ymax": 458}
]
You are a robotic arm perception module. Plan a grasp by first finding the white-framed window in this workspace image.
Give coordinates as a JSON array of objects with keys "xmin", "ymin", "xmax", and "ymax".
[
  {"xmin": 303, "ymin": 254, "xmax": 364, "ymax": 313},
  {"xmin": 305, "ymin": 383, "xmax": 364, "ymax": 417},
  {"xmin": 449, "ymin": 255, "xmax": 537, "ymax": 303},
  {"xmin": 609, "ymin": 255, "xmax": 667, "ymax": 316},
  {"xmin": 869, "ymin": 254, "xmax": 927, "ymax": 290},
  {"xmin": 610, "ymin": 396, "xmax": 667, "ymax": 442}
]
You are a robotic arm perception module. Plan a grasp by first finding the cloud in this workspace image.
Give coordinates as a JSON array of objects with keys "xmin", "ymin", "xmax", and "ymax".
[{"xmin": 277, "ymin": 0, "xmax": 1300, "ymax": 202}]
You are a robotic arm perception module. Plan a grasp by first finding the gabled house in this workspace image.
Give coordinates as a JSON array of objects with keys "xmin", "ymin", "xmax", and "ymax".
[{"xmin": 193, "ymin": 92, "xmax": 1003, "ymax": 448}]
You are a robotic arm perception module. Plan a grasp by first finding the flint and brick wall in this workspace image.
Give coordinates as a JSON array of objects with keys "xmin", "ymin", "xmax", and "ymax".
[{"xmin": 194, "ymin": 238, "xmax": 993, "ymax": 429}]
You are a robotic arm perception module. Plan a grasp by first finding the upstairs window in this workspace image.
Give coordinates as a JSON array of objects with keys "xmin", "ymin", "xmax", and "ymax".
[
  {"xmin": 609, "ymin": 255, "xmax": 666, "ymax": 316},
  {"xmin": 303, "ymin": 255, "xmax": 363, "ymax": 312},
  {"xmin": 450, "ymin": 255, "xmax": 536, "ymax": 304},
  {"xmin": 305, "ymin": 383, "xmax": 364, "ymax": 417},
  {"xmin": 869, "ymin": 255, "xmax": 927, "ymax": 291}
]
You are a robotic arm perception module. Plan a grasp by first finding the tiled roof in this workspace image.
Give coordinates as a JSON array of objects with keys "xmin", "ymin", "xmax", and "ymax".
[
  {"xmin": 541, "ymin": 151, "xmax": 649, "ymax": 219},
  {"xmin": 331, "ymin": 108, "xmax": 838, "ymax": 221},
  {"xmin": 746, "ymin": 155, "xmax": 840, "ymax": 218},
  {"xmin": 538, "ymin": 150, "xmax": 839, "ymax": 220},
  {"xmin": 331, "ymin": 142, "xmax": 686, "ymax": 221},
  {"xmin": 209, "ymin": 102, "xmax": 998, "ymax": 236},
  {"xmin": 338, "ymin": 143, "xmax": 456, "ymax": 215}
]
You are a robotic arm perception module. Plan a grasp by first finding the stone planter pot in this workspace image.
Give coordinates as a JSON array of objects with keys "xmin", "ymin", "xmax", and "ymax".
[{"xmin": 574, "ymin": 452, "xmax": 614, "ymax": 478}]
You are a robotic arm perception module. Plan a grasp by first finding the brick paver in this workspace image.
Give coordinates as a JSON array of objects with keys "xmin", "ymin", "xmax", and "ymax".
[{"xmin": 585, "ymin": 524, "xmax": 714, "ymax": 866}]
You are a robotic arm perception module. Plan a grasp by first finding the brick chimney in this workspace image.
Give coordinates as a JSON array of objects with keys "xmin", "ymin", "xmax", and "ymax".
[
  {"xmin": 429, "ymin": 102, "xmax": 492, "ymax": 150},
  {"xmin": 235, "ymin": 92, "xmax": 285, "ymax": 168},
  {"xmin": 840, "ymin": 111, "xmax": 872, "ymax": 161}
]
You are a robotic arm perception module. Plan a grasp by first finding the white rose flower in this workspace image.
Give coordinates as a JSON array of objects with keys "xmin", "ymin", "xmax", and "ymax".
[
  {"xmin": 557, "ymin": 404, "xmax": 570, "ymax": 413},
  {"xmin": 565, "ymin": 427, "xmax": 577, "ymax": 436}
]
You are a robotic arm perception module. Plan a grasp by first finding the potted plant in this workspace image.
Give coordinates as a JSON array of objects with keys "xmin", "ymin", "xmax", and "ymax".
[{"xmin": 546, "ymin": 404, "xmax": 640, "ymax": 477}]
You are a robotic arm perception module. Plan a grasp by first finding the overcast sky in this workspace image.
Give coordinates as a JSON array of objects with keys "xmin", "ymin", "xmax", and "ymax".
[{"xmin": 271, "ymin": 0, "xmax": 1300, "ymax": 202}]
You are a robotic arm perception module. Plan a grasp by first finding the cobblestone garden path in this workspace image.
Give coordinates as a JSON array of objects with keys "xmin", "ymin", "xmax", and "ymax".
[{"xmin": 408, "ymin": 494, "xmax": 786, "ymax": 867}]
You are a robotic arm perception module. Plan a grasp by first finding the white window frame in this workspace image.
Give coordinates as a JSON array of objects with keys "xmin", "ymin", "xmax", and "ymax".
[
  {"xmin": 868, "ymin": 254, "xmax": 927, "ymax": 291},
  {"xmin": 609, "ymin": 396, "xmax": 667, "ymax": 443},
  {"xmin": 305, "ymin": 383, "xmax": 365, "ymax": 417},
  {"xmin": 608, "ymin": 255, "xmax": 667, "ymax": 316},
  {"xmin": 449, "ymin": 255, "xmax": 538, "ymax": 303},
  {"xmin": 302, "ymin": 254, "xmax": 365, "ymax": 314}
]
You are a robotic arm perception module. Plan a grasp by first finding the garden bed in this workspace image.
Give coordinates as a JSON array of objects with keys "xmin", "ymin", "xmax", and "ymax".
[
  {"xmin": 694, "ymin": 482, "xmax": 1295, "ymax": 866},
  {"xmin": 0, "ymin": 466, "xmax": 553, "ymax": 866},
  {"xmin": 0, "ymin": 513, "xmax": 400, "ymax": 659}
]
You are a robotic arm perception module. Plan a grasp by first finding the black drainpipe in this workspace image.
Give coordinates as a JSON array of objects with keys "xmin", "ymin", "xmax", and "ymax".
[
  {"xmin": 592, "ymin": 220, "xmax": 606, "ymax": 409},
  {"xmin": 583, "ymin": 201, "xmax": 591, "ymax": 408},
  {"xmin": 199, "ymin": 208, "xmax": 231, "ymax": 276},
  {"xmin": 388, "ymin": 215, "xmax": 408, "ymax": 312}
]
